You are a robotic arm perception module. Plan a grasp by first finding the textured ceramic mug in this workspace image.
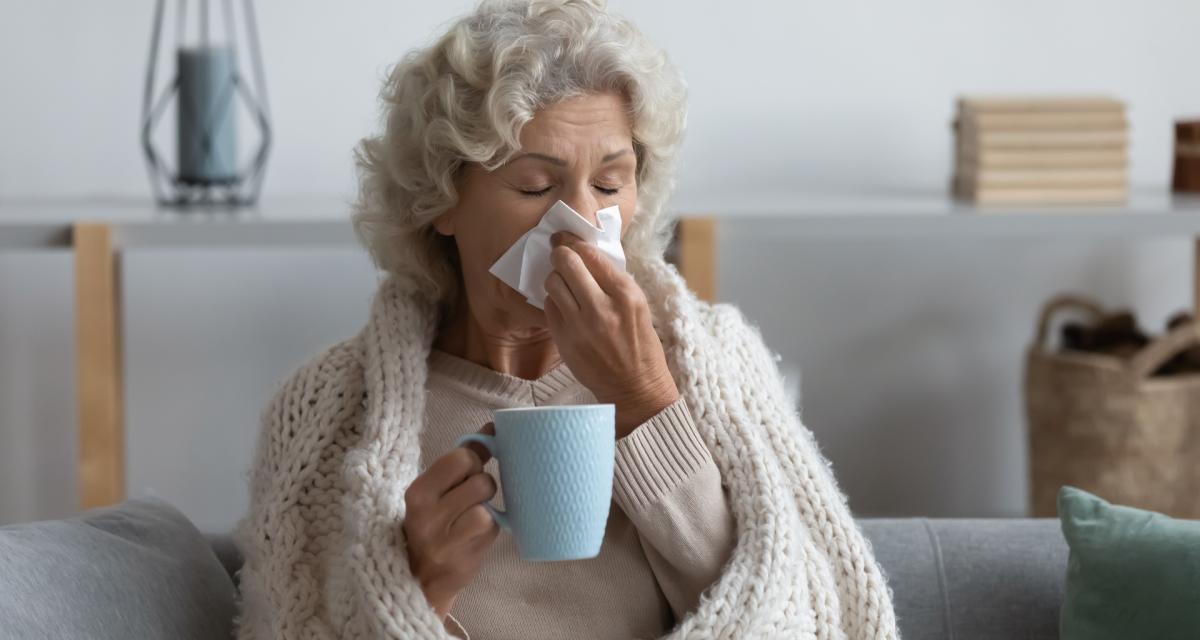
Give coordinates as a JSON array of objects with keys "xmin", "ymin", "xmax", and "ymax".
[{"xmin": 454, "ymin": 404, "xmax": 615, "ymax": 561}]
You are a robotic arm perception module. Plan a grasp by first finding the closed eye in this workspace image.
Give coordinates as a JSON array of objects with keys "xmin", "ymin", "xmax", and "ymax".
[{"xmin": 518, "ymin": 185, "xmax": 621, "ymax": 197}]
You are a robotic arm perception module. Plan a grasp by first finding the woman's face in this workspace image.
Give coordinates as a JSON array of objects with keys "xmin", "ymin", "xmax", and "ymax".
[{"xmin": 434, "ymin": 91, "xmax": 639, "ymax": 331}]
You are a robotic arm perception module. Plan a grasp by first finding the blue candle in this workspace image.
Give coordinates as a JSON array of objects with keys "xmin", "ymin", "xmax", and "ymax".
[{"xmin": 177, "ymin": 46, "xmax": 237, "ymax": 184}]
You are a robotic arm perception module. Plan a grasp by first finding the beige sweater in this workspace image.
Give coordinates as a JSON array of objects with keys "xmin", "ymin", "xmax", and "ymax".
[{"xmin": 423, "ymin": 348, "xmax": 736, "ymax": 639}]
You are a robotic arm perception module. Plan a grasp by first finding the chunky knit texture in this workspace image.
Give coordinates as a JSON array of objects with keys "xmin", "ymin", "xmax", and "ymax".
[{"xmin": 232, "ymin": 256, "xmax": 900, "ymax": 639}]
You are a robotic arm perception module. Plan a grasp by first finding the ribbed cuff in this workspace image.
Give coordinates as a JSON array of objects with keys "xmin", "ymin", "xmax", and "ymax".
[
  {"xmin": 444, "ymin": 613, "xmax": 470, "ymax": 640},
  {"xmin": 613, "ymin": 397, "xmax": 713, "ymax": 513}
]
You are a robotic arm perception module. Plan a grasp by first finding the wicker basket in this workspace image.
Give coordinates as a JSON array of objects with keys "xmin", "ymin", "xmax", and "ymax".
[{"xmin": 1025, "ymin": 295, "xmax": 1200, "ymax": 518}]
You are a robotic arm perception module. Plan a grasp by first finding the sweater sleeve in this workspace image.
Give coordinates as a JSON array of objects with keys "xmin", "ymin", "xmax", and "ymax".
[{"xmin": 611, "ymin": 396, "xmax": 737, "ymax": 621}]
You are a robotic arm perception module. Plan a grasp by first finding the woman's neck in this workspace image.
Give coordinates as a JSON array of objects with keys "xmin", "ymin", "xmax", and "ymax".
[{"xmin": 433, "ymin": 296, "xmax": 563, "ymax": 380}]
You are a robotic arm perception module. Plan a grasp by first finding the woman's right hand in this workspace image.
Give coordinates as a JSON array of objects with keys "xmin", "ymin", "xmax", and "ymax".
[{"xmin": 402, "ymin": 422, "xmax": 502, "ymax": 619}]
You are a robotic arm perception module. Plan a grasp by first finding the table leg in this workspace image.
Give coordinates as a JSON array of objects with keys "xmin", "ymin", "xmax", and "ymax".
[
  {"xmin": 677, "ymin": 217, "xmax": 717, "ymax": 303},
  {"xmin": 74, "ymin": 223, "xmax": 123, "ymax": 510}
]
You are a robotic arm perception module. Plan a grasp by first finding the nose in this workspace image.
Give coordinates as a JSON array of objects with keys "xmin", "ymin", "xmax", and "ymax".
[{"xmin": 561, "ymin": 187, "xmax": 601, "ymax": 226}]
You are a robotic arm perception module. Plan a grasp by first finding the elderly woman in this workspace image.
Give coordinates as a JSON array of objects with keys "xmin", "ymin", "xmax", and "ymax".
[{"xmin": 233, "ymin": 1, "xmax": 897, "ymax": 639}]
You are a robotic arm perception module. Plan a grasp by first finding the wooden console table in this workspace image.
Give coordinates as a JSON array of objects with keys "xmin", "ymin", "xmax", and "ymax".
[{"xmin": 3, "ymin": 189, "xmax": 1200, "ymax": 510}]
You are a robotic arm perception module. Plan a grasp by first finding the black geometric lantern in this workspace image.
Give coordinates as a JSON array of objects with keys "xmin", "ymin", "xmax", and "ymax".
[{"xmin": 141, "ymin": 0, "xmax": 271, "ymax": 206}]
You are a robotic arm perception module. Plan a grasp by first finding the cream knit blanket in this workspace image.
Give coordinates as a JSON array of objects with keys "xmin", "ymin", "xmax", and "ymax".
[{"xmin": 233, "ymin": 256, "xmax": 899, "ymax": 639}]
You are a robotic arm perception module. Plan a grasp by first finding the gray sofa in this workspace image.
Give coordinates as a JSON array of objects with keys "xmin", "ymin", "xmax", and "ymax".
[
  {"xmin": 206, "ymin": 518, "xmax": 1068, "ymax": 639},
  {"xmin": 2, "ymin": 496, "xmax": 1070, "ymax": 639},
  {"xmin": 857, "ymin": 519, "xmax": 1068, "ymax": 638}
]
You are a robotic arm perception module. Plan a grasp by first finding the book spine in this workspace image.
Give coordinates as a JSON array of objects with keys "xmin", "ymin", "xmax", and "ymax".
[
  {"xmin": 1173, "ymin": 121, "xmax": 1200, "ymax": 192},
  {"xmin": 959, "ymin": 169, "xmax": 1127, "ymax": 189},
  {"xmin": 957, "ymin": 148, "xmax": 1128, "ymax": 169},
  {"xmin": 961, "ymin": 129, "xmax": 1128, "ymax": 150},
  {"xmin": 964, "ymin": 186, "xmax": 1129, "ymax": 205},
  {"xmin": 960, "ymin": 111, "xmax": 1127, "ymax": 131},
  {"xmin": 958, "ymin": 96, "xmax": 1125, "ymax": 114}
]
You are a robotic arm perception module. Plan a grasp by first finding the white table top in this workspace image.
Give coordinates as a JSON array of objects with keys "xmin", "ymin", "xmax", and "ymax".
[
  {"xmin": 683, "ymin": 187, "xmax": 1200, "ymax": 240},
  {"xmin": 5, "ymin": 189, "xmax": 1200, "ymax": 248},
  {"xmin": 0, "ymin": 196, "xmax": 356, "ymax": 248}
]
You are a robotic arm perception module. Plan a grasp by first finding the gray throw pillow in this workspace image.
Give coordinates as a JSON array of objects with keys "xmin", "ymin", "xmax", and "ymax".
[{"xmin": 0, "ymin": 495, "xmax": 237, "ymax": 640}]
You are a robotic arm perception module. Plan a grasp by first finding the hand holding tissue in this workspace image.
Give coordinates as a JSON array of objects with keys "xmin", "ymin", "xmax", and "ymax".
[{"xmin": 488, "ymin": 200, "xmax": 626, "ymax": 309}]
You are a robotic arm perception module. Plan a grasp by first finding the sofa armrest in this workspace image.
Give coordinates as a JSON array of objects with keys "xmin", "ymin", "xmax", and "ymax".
[{"xmin": 860, "ymin": 518, "xmax": 1068, "ymax": 640}]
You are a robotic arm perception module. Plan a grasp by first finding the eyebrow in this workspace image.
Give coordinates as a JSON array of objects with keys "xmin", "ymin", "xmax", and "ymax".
[{"xmin": 511, "ymin": 148, "xmax": 632, "ymax": 167}]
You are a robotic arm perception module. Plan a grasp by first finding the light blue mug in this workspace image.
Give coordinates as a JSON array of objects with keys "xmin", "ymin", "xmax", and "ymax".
[{"xmin": 454, "ymin": 404, "xmax": 615, "ymax": 561}]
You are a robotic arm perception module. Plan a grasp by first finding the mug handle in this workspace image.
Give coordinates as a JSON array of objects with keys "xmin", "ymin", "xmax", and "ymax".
[{"xmin": 453, "ymin": 433, "xmax": 510, "ymax": 531}]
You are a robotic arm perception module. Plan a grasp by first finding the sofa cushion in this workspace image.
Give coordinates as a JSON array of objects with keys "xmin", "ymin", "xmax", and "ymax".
[
  {"xmin": 0, "ymin": 495, "xmax": 237, "ymax": 640},
  {"xmin": 1058, "ymin": 486, "xmax": 1200, "ymax": 640}
]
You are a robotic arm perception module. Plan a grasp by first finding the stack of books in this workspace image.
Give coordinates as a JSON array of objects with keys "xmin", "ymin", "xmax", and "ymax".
[{"xmin": 952, "ymin": 95, "xmax": 1129, "ymax": 205}]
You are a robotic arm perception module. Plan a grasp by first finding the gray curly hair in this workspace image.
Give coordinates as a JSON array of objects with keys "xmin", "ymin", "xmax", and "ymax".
[{"xmin": 351, "ymin": 0, "xmax": 688, "ymax": 312}]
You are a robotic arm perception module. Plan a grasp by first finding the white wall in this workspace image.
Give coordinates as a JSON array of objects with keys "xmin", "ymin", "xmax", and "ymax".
[{"xmin": 2, "ymin": 1, "xmax": 1198, "ymax": 529}]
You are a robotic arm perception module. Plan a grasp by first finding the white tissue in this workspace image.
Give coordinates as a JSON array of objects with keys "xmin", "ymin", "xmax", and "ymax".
[{"xmin": 488, "ymin": 200, "xmax": 626, "ymax": 309}]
